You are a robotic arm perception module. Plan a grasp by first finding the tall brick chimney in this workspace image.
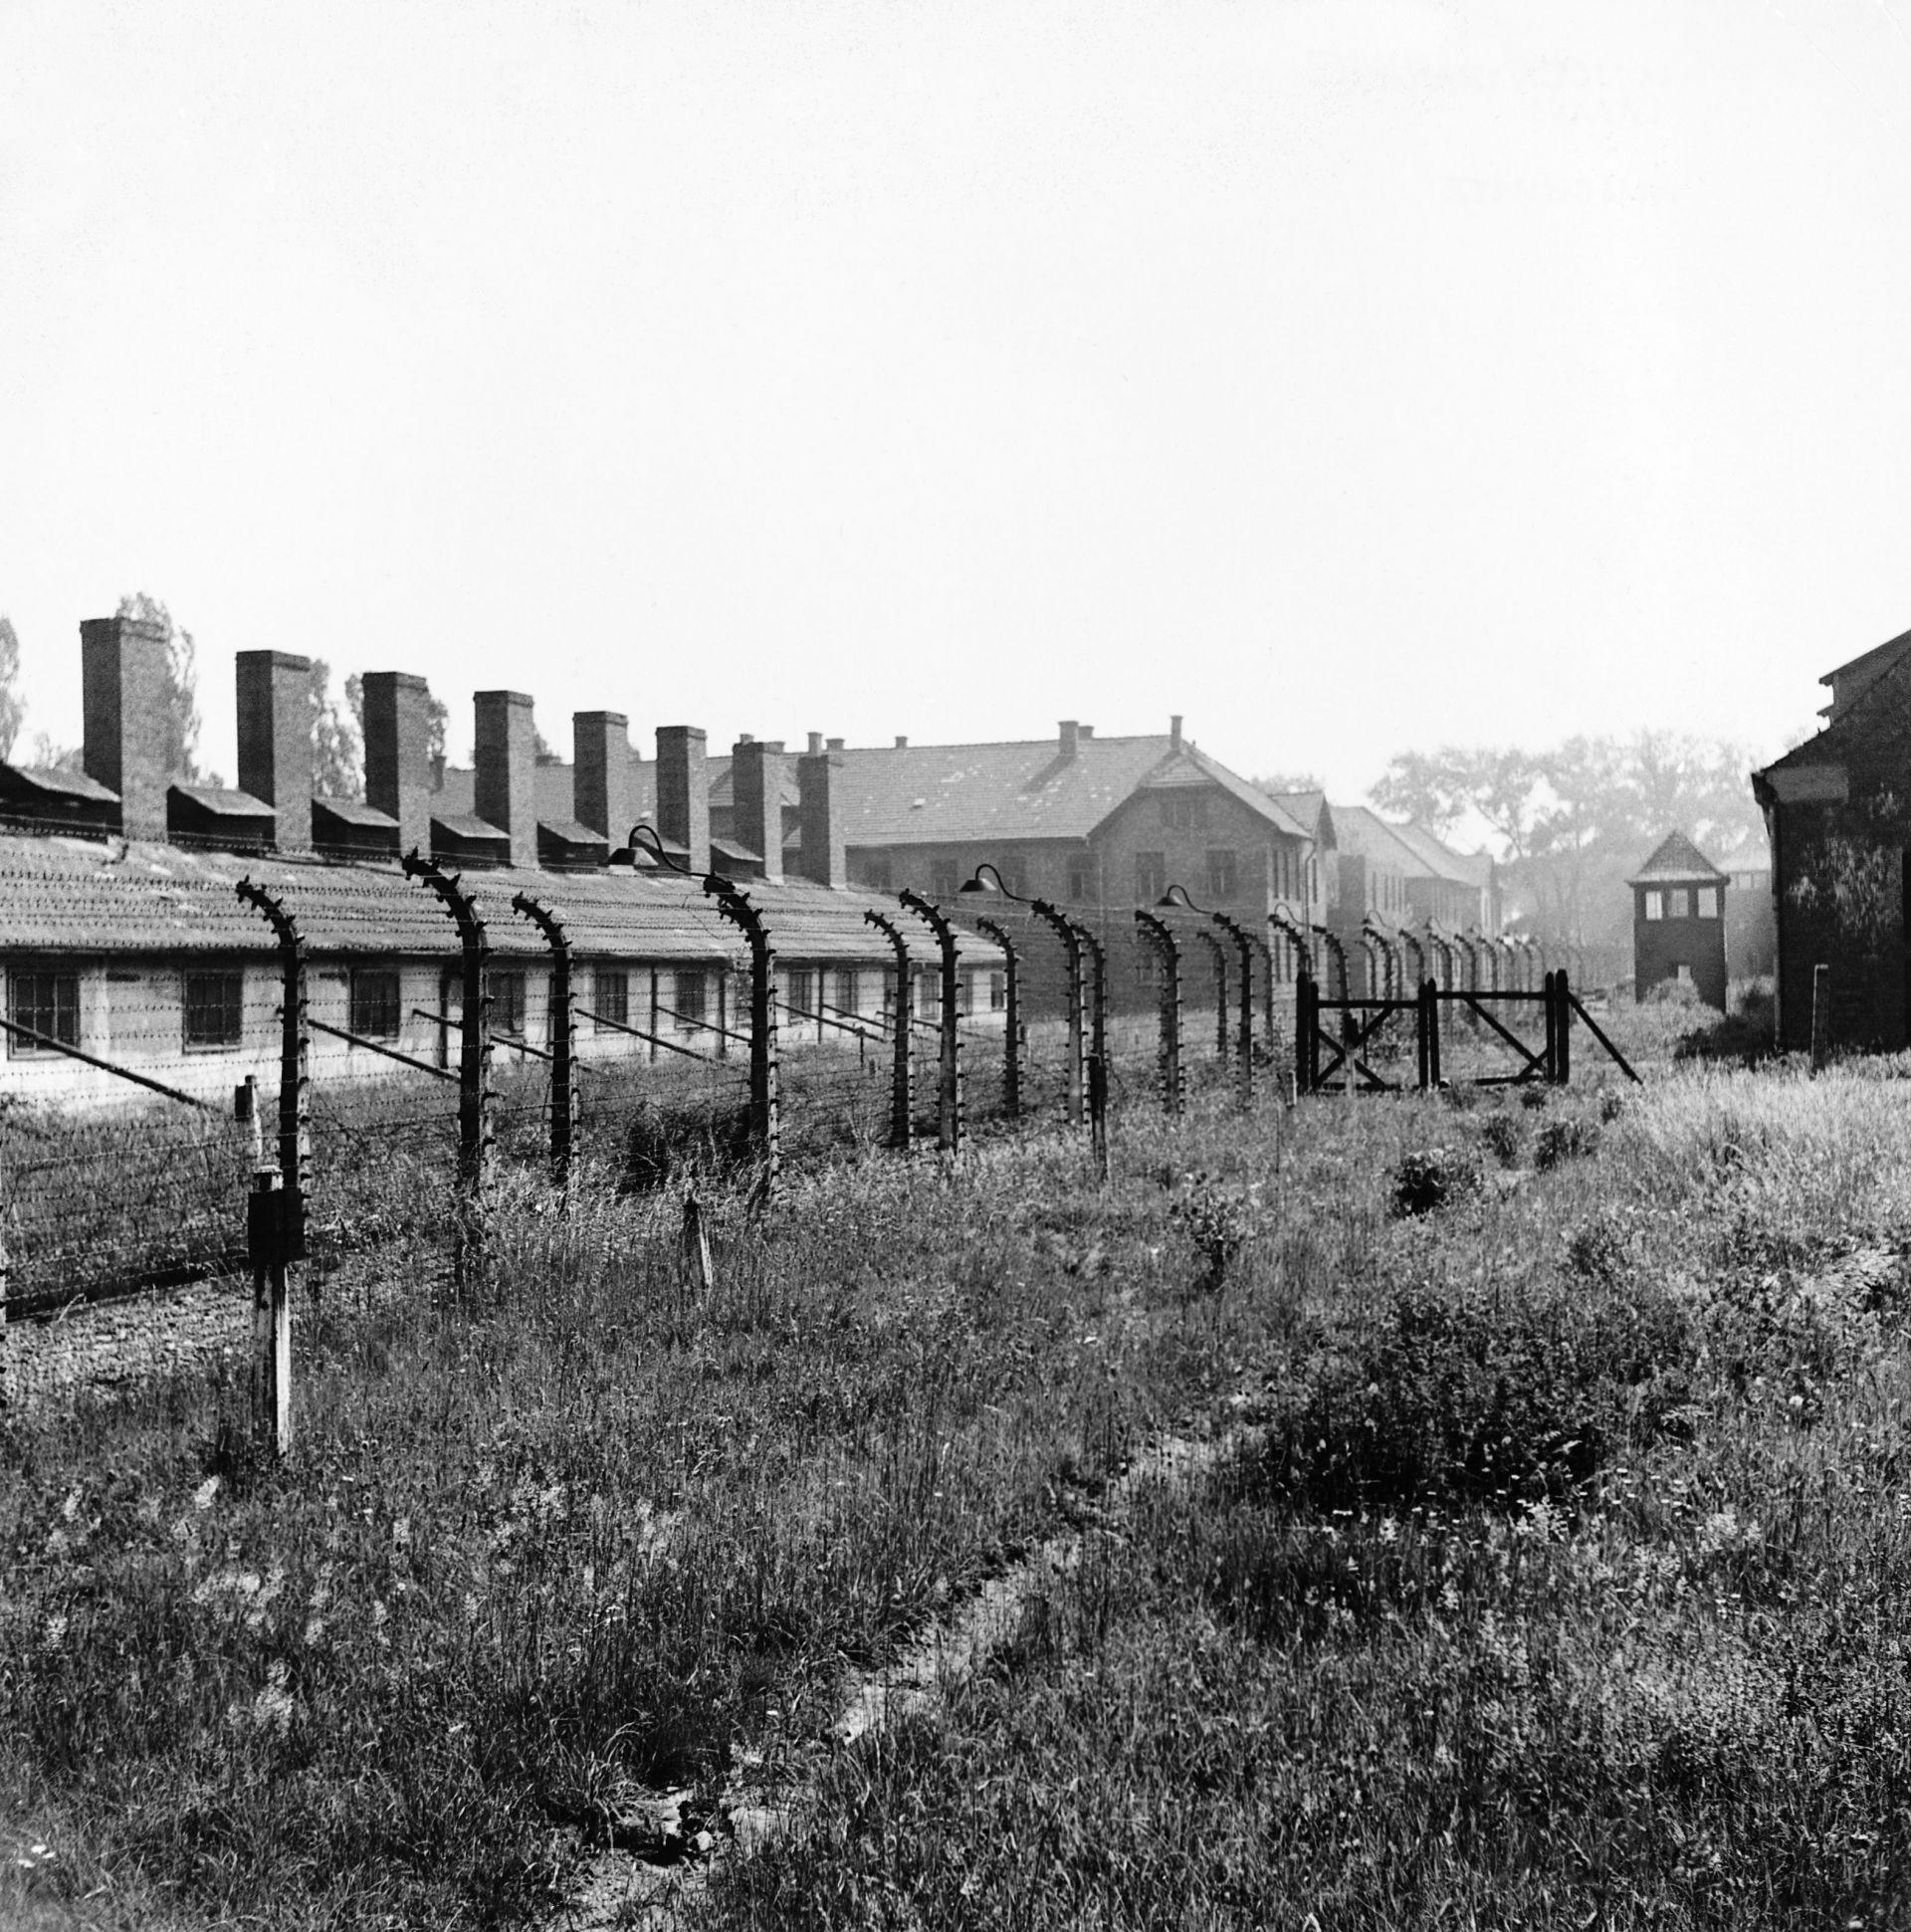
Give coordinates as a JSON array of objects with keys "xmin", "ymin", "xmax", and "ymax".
[
  {"xmin": 573, "ymin": 710, "xmax": 631, "ymax": 843},
  {"xmin": 1169, "ymin": 714, "xmax": 1182, "ymax": 752},
  {"xmin": 656, "ymin": 726, "xmax": 711, "ymax": 875},
  {"xmin": 236, "ymin": 650, "xmax": 314, "ymax": 849},
  {"xmin": 475, "ymin": 690, "xmax": 538, "ymax": 870},
  {"xmin": 1059, "ymin": 720, "xmax": 1080, "ymax": 759},
  {"xmin": 732, "ymin": 737, "xmax": 784, "ymax": 884},
  {"xmin": 797, "ymin": 743, "xmax": 846, "ymax": 889},
  {"xmin": 81, "ymin": 614, "xmax": 170, "ymax": 841},
  {"xmin": 362, "ymin": 671, "xmax": 434, "ymax": 857}
]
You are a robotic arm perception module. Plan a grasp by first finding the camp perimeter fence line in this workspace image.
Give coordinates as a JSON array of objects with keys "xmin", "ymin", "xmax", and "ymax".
[{"xmin": 0, "ymin": 869, "xmax": 1613, "ymax": 1342}]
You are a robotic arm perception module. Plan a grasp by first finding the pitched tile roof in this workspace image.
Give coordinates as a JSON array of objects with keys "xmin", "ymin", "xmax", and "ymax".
[
  {"xmin": 2, "ymin": 762, "xmax": 119, "ymax": 804},
  {"xmin": 1268, "ymin": 790, "xmax": 1333, "ymax": 847},
  {"xmin": 1629, "ymin": 830, "xmax": 1725, "ymax": 885},
  {"xmin": 438, "ymin": 731, "xmax": 1313, "ymax": 849},
  {"xmin": 0, "ymin": 832, "xmax": 984, "ymax": 971}
]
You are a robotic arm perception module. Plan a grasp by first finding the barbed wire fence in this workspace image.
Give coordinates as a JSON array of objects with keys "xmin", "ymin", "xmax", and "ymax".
[{"xmin": 0, "ymin": 873, "xmax": 1322, "ymax": 1393}]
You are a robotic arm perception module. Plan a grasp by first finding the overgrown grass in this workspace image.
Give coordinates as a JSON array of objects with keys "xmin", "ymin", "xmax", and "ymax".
[{"xmin": 11, "ymin": 1033, "xmax": 1911, "ymax": 1927}]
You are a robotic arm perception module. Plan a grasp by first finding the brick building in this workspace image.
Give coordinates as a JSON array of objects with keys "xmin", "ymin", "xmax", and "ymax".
[
  {"xmin": 1752, "ymin": 628, "xmax": 1911, "ymax": 1053},
  {"xmin": 0, "ymin": 617, "xmax": 984, "ymax": 1107}
]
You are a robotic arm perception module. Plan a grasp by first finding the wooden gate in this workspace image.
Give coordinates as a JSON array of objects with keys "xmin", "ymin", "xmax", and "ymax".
[{"xmin": 1296, "ymin": 970, "xmax": 1637, "ymax": 1094}]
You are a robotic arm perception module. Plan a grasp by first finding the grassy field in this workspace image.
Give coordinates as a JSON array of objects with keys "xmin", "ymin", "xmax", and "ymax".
[{"xmin": 7, "ymin": 989, "xmax": 1908, "ymax": 1927}]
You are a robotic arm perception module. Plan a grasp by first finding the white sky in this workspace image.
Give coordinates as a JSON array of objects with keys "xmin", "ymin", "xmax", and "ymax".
[{"xmin": 5, "ymin": 0, "xmax": 1910, "ymax": 798}]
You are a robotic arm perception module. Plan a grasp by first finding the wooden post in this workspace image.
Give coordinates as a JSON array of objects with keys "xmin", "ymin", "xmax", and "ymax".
[
  {"xmin": 1556, "ymin": 967, "xmax": 1572, "ymax": 1084},
  {"xmin": 1426, "ymin": 977, "xmax": 1443, "ymax": 1088},
  {"xmin": 1090, "ymin": 1051, "xmax": 1110, "ymax": 1181},
  {"xmin": 1542, "ymin": 969, "xmax": 1558, "ymax": 1084},
  {"xmin": 1415, "ymin": 975, "xmax": 1429, "ymax": 1091},
  {"xmin": 249, "ymin": 1168, "xmax": 292, "ymax": 1456},
  {"xmin": 1811, "ymin": 963, "xmax": 1830, "ymax": 1072},
  {"xmin": 1296, "ymin": 971, "xmax": 1316, "ymax": 1095},
  {"xmin": 682, "ymin": 1186, "xmax": 714, "ymax": 1295}
]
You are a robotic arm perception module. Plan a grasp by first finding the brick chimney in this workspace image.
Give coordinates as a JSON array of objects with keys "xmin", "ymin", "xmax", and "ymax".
[
  {"xmin": 656, "ymin": 725, "xmax": 711, "ymax": 875},
  {"xmin": 1169, "ymin": 714, "xmax": 1182, "ymax": 751},
  {"xmin": 81, "ymin": 614, "xmax": 170, "ymax": 841},
  {"xmin": 797, "ymin": 743, "xmax": 846, "ymax": 889},
  {"xmin": 806, "ymin": 731, "xmax": 823, "ymax": 754},
  {"xmin": 236, "ymin": 650, "xmax": 314, "ymax": 849},
  {"xmin": 573, "ymin": 710, "xmax": 631, "ymax": 843},
  {"xmin": 732, "ymin": 737, "xmax": 784, "ymax": 884},
  {"xmin": 475, "ymin": 690, "xmax": 537, "ymax": 869},
  {"xmin": 362, "ymin": 671, "xmax": 434, "ymax": 857},
  {"xmin": 1059, "ymin": 720, "xmax": 1080, "ymax": 759}
]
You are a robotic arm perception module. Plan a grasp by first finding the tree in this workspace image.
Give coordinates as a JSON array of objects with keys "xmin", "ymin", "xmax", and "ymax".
[
  {"xmin": 0, "ymin": 615, "xmax": 22, "ymax": 761},
  {"xmin": 310, "ymin": 659, "xmax": 362, "ymax": 799},
  {"xmin": 116, "ymin": 593, "xmax": 211, "ymax": 782},
  {"xmin": 27, "ymin": 731, "xmax": 82, "ymax": 775},
  {"xmin": 1253, "ymin": 768, "xmax": 1325, "ymax": 797}
]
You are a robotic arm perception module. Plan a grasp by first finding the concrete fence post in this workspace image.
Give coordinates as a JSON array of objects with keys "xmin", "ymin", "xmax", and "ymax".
[
  {"xmin": 865, "ymin": 908, "xmax": 914, "ymax": 1152},
  {"xmin": 901, "ymin": 889, "xmax": 964, "ymax": 1155},
  {"xmin": 1811, "ymin": 963, "xmax": 1830, "ymax": 1072},
  {"xmin": 973, "ymin": 916, "xmax": 1022, "ymax": 1119},
  {"xmin": 511, "ymin": 893, "xmax": 578, "ymax": 1188},
  {"xmin": 706, "ymin": 876, "xmax": 780, "ymax": 1187},
  {"xmin": 235, "ymin": 878, "xmax": 311, "ymax": 1288},
  {"xmin": 1134, "ymin": 908, "xmax": 1183, "ymax": 1116},
  {"xmin": 401, "ymin": 849, "xmax": 492, "ymax": 1279}
]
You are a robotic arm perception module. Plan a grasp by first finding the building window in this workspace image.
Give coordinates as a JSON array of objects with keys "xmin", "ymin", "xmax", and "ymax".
[
  {"xmin": 184, "ymin": 968, "xmax": 243, "ymax": 1049},
  {"xmin": 988, "ymin": 969, "xmax": 1007, "ymax": 1011},
  {"xmin": 350, "ymin": 967, "xmax": 400, "ymax": 1039},
  {"xmin": 1135, "ymin": 852, "xmax": 1166, "ymax": 905},
  {"xmin": 676, "ymin": 970, "xmax": 707, "ymax": 1028},
  {"xmin": 1696, "ymin": 886, "xmax": 1720, "ymax": 919},
  {"xmin": 917, "ymin": 971, "xmax": 939, "ymax": 1016},
  {"xmin": 1162, "ymin": 793, "xmax": 1208, "ymax": 831},
  {"xmin": 8, "ymin": 968, "xmax": 79, "ymax": 1055},
  {"xmin": 1205, "ymin": 848, "xmax": 1238, "ymax": 900},
  {"xmin": 833, "ymin": 967, "xmax": 859, "ymax": 1018},
  {"xmin": 1643, "ymin": 890, "xmax": 1664, "ymax": 922},
  {"xmin": 957, "ymin": 971, "xmax": 973, "ymax": 1015},
  {"xmin": 788, "ymin": 967, "xmax": 814, "ymax": 1017},
  {"xmin": 493, "ymin": 971, "xmax": 528, "ymax": 1038},
  {"xmin": 930, "ymin": 858, "xmax": 959, "ymax": 899},
  {"xmin": 594, "ymin": 969, "xmax": 629, "ymax": 1030},
  {"xmin": 1067, "ymin": 857, "xmax": 1093, "ymax": 902},
  {"xmin": 863, "ymin": 857, "xmax": 893, "ymax": 891}
]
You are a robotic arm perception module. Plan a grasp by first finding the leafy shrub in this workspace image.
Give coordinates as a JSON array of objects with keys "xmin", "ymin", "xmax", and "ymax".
[
  {"xmin": 1479, "ymin": 1112, "xmax": 1521, "ymax": 1167},
  {"xmin": 1535, "ymin": 1117, "xmax": 1600, "ymax": 1172},
  {"xmin": 1519, "ymin": 1083, "xmax": 1551, "ymax": 1111},
  {"xmin": 1675, "ymin": 982, "xmax": 1777, "ymax": 1065},
  {"xmin": 1390, "ymin": 1148, "xmax": 1480, "ymax": 1218},
  {"xmin": 621, "ymin": 1095, "xmax": 754, "ymax": 1189},
  {"xmin": 1246, "ymin": 1274, "xmax": 1693, "ymax": 1512},
  {"xmin": 1170, "ymin": 1173, "xmax": 1259, "ymax": 1293},
  {"xmin": 1599, "ymin": 1092, "xmax": 1626, "ymax": 1124}
]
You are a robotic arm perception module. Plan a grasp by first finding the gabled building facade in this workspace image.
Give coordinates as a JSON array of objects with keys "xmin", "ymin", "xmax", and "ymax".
[
  {"xmin": 1629, "ymin": 831, "xmax": 1728, "ymax": 1009},
  {"xmin": 1752, "ymin": 630, "xmax": 1911, "ymax": 1052}
]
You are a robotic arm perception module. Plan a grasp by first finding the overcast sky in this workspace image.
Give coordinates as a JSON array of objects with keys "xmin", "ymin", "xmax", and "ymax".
[{"xmin": 5, "ymin": 1, "xmax": 1910, "ymax": 797}]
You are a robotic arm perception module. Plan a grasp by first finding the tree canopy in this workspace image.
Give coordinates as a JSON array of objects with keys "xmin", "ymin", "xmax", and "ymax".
[
  {"xmin": 1370, "ymin": 734, "xmax": 1766, "ymax": 947},
  {"xmin": 116, "ymin": 593, "xmax": 213, "ymax": 784}
]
